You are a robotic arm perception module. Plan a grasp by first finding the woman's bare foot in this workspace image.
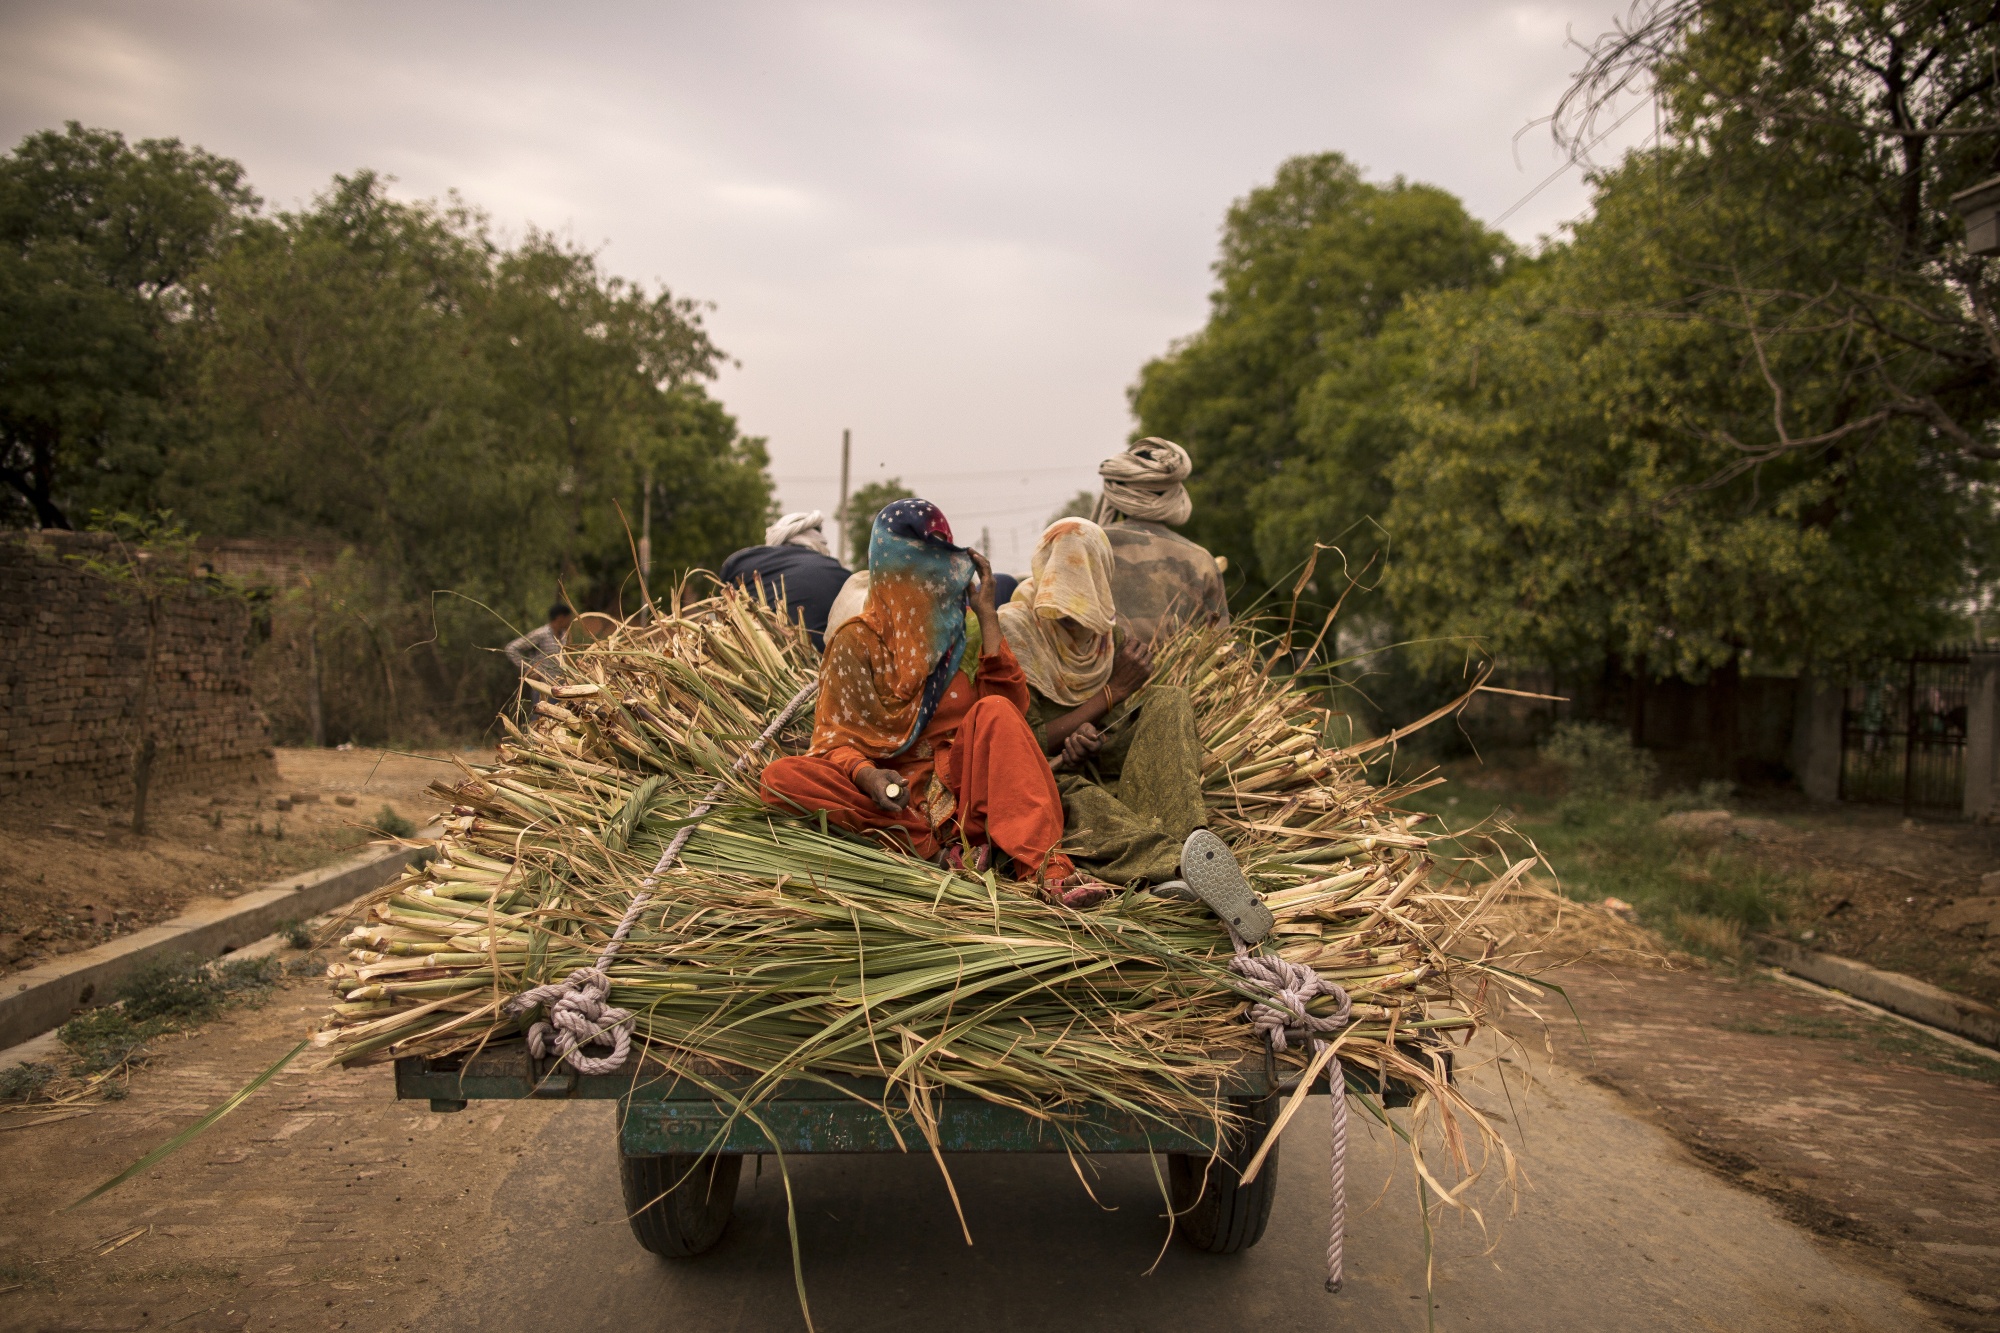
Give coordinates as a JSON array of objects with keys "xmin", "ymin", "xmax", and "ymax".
[
  {"xmin": 940, "ymin": 842, "xmax": 992, "ymax": 874},
  {"xmin": 1044, "ymin": 874, "xmax": 1114, "ymax": 910}
]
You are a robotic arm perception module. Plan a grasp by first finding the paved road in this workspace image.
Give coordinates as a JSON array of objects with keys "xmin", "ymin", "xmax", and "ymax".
[{"xmin": 436, "ymin": 1058, "xmax": 1935, "ymax": 1333}]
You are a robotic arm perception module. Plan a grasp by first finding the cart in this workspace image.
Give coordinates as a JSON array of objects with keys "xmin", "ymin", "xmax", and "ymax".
[{"xmin": 395, "ymin": 1040, "xmax": 1444, "ymax": 1257}]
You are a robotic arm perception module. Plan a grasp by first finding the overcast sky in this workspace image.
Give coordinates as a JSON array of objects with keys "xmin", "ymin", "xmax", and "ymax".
[{"xmin": 1, "ymin": 0, "xmax": 1649, "ymax": 571}]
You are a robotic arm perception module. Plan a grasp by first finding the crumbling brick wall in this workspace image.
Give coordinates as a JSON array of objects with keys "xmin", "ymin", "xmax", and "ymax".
[{"xmin": 0, "ymin": 531, "xmax": 277, "ymax": 806}]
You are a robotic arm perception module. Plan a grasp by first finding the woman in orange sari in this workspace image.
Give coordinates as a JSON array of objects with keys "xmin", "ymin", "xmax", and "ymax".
[{"xmin": 759, "ymin": 499, "xmax": 1112, "ymax": 908}]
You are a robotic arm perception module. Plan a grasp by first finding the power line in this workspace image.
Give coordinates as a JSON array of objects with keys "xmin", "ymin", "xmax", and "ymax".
[
  {"xmin": 1493, "ymin": 97, "xmax": 1652, "ymax": 228},
  {"xmin": 941, "ymin": 498, "xmax": 1081, "ymax": 521},
  {"xmin": 774, "ymin": 463, "xmax": 1099, "ymax": 485}
]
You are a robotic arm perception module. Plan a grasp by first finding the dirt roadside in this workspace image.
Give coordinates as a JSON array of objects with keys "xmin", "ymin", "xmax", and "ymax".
[
  {"xmin": 1720, "ymin": 797, "xmax": 2000, "ymax": 1006},
  {"xmin": 1529, "ymin": 962, "xmax": 2000, "ymax": 1330},
  {"xmin": 0, "ymin": 748, "xmax": 481, "ymax": 982},
  {"xmin": 0, "ymin": 966, "xmax": 554, "ymax": 1333}
]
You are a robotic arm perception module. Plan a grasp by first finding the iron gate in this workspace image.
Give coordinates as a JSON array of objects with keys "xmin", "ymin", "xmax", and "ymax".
[{"xmin": 1839, "ymin": 649, "xmax": 1970, "ymax": 812}]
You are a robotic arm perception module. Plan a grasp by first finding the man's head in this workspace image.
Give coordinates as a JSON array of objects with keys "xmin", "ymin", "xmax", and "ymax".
[
  {"xmin": 765, "ymin": 510, "xmax": 832, "ymax": 557},
  {"xmin": 1094, "ymin": 437, "xmax": 1194, "ymax": 527},
  {"xmin": 547, "ymin": 601, "xmax": 575, "ymax": 635}
]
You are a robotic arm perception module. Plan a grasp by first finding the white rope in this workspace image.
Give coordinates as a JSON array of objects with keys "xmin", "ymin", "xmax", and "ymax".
[
  {"xmin": 1229, "ymin": 929, "xmax": 1354, "ymax": 1293},
  {"xmin": 502, "ymin": 679, "xmax": 820, "ymax": 1075}
]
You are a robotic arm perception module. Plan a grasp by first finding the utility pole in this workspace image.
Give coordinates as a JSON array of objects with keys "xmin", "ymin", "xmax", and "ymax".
[
  {"xmin": 838, "ymin": 428, "xmax": 852, "ymax": 562},
  {"xmin": 639, "ymin": 467, "xmax": 653, "ymax": 582},
  {"xmin": 306, "ymin": 579, "xmax": 325, "ymax": 749}
]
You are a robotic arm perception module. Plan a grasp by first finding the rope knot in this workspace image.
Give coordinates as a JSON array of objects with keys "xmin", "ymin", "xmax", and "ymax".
[
  {"xmin": 1229, "ymin": 941, "xmax": 1354, "ymax": 1295},
  {"xmin": 502, "ymin": 965, "xmax": 634, "ymax": 1076},
  {"xmin": 1230, "ymin": 951, "xmax": 1351, "ymax": 1053}
]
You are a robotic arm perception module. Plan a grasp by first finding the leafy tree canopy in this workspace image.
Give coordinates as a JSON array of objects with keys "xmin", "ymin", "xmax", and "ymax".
[
  {"xmin": 1387, "ymin": 0, "xmax": 2000, "ymax": 679},
  {"xmin": 161, "ymin": 171, "xmax": 767, "ymax": 627},
  {"xmin": 0, "ymin": 123, "xmax": 255, "ymax": 528},
  {"xmin": 1130, "ymin": 152, "xmax": 1515, "ymax": 609},
  {"xmin": 3, "ymin": 132, "xmax": 774, "ymax": 738}
]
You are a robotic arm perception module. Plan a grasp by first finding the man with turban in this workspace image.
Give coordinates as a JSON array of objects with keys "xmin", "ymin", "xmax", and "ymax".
[
  {"xmin": 760, "ymin": 499, "xmax": 1112, "ymax": 908},
  {"xmin": 998, "ymin": 518, "xmax": 1208, "ymax": 886},
  {"xmin": 1092, "ymin": 438, "xmax": 1230, "ymax": 645},
  {"xmin": 721, "ymin": 510, "xmax": 852, "ymax": 649}
]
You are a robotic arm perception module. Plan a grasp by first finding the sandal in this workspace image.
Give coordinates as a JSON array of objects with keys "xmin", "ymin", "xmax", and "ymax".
[{"xmin": 1178, "ymin": 829, "xmax": 1275, "ymax": 944}]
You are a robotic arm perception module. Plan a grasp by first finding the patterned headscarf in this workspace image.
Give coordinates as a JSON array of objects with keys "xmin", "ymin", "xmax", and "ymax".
[
  {"xmin": 810, "ymin": 499, "xmax": 974, "ymax": 758},
  {"xmin": 997, "ymin": 518, "xmax": 1117, "ymax": 707}
]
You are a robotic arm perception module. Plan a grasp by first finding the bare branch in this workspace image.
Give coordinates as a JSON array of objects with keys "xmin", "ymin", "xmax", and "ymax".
[
  {"xmin": 1880, "ymin": 381, "xmax": 2000, "ymax": 458},
  {"xmin": 1553, "ymin": 0, "xmax": 1697, "ymax": 156}
]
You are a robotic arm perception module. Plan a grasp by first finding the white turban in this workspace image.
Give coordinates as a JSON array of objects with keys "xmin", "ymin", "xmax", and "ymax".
[
  {"xmin": 1092, "ymin": 437, "xmax": 1193, "ymax": 526},
  {"xmin": 765, "ymin": 510, "xmax": 832, "ymax": 556}
]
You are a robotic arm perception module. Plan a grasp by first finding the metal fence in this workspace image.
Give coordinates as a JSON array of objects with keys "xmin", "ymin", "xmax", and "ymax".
[{"xmin": 1839, "ymin": 649, "xmax": 1971, "ymax": 812}]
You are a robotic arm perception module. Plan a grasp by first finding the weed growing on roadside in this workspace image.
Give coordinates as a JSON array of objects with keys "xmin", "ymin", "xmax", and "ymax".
[
  {"xmin": 59, "ymin": 1008, "xmax": 161, "ymax": 1074},
  {"xmin": 371, "ymin": 805, "xmax": 416, "ymax": 838},
  {"xmin": 53, "ymin": 954, "xmax": 286, "ymax": 1080},
  {"xmin": 0, "ymin": 1061, "xmax": 56, "ymax": 1101},
  {"xmin": 214, "ymin": 955, "xmax": 282, "ymax": 993},
  {"xmin": 120, "ymin": 954, "xmax": 227, "ymax": 1025},
  {"xmin": 1542, "ymin": 721, "xmax": 1659, "ymax": 802}
]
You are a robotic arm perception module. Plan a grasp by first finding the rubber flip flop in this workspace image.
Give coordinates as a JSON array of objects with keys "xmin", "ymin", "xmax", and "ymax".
[
  {"xmin": 1150, "ymin": 880, "xmax": 1198, "ymax": 901},
  {"xmin": 1178, "ymin": 829, "xmax": 1275, "ymax": 945}
]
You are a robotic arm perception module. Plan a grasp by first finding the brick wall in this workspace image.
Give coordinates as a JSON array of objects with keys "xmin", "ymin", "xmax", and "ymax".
[
  {"xmin": 195, "ymin": 536, "xmax": 343, "ymax": 590},
  {"xmin": 0, "ymin": 531, "xmax": 277, "ymax": 805}
]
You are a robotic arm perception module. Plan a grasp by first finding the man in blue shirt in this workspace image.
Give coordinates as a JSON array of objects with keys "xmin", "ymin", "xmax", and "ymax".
[{"xmin": 720, "ymin": 511, "xmax": 852, "ymax": 649}]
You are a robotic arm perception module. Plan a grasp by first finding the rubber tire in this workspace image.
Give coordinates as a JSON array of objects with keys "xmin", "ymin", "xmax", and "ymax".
[
  {"xmin": 621, "ymin": 1152, "xmax": 742, "ymax": 1258},
  {"xmin": 1169, "ymin": 1094, "xmax": 1280, "ymax": 1254}
]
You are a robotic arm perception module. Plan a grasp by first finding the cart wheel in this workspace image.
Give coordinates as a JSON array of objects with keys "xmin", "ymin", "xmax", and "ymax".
[
  {"xmin": 1169, "ymin": 1094, "xmax": 1279, "ymax": 1254},
  {"xmin": 621, "ymin": 1152, "xmax": 742, "ymax": 1257}
]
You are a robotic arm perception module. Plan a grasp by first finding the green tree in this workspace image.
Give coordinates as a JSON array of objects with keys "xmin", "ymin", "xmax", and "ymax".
[
  {"xmin": 178, "ymin": 173, "xmax": 499, "ymax": 580},
  {"xmin": 485, "ymin": 230, "xmax": 745, "ymax": 607},
  {"xmin": 1130, "ymin": 153, "xmax": 1514, "ymax": 607},
  {"xmin": 176, "ymin": 171, "xmax": 772, "ymax": 736},
  {"xmin": 182, "ymin": 177, "xmax": 769, "ymax": 614},
  {"xmin": 1371, "ymin": 0, "xmax": 1998, "ymax": 723},
  {"xmin": 1556, "ymin": 0, "xmax": 2000, "ymax": 471},
  {"xmin": 0, "ymin": 123, "xmax": 255, "ymax": 528},
  {"xmin": 839, "ymin": 478, "xmax": 916, "ymax": 567},
  {"xmin": 1380, "ymin": 142, "xmax": 1996, "ymax": 775},
  {"xmin": 1049, "ymin": 489, "xmax": 1096, "ymax": 526}
]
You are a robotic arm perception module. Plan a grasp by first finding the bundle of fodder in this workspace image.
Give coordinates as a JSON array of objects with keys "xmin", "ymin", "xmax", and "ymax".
[{"xmin": 313, "ymin": 584, "xmax": 1540, "ymax": 1162}]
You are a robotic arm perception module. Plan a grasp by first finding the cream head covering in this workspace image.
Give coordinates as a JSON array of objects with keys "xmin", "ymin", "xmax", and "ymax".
[
  {"xmin": 997, "ymin": 517, "xmax": 1118, "ymax": 707},
  {"xmin": 764, "ymin": 510, "xmax": 832, "ymax": 556},
  {"xmin": 1092, "ymin": 437, "xmax": 1193, "ymax": 526},
  {"xmin": 822, "ymin": 570, "xmax": 870, "ymax": 647}
]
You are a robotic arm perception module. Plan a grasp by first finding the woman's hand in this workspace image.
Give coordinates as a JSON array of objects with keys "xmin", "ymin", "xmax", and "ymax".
[
  {"xmin": 968, "ymin": 549, "xmax": 999, "ymax": 624},
  {"xmin": 853, "ymin": 765, "xmax": 911, "ymax": 813},
  {"xmin": 1107, "ymin": 637, "xmax": 1154, "ymax": 704},
  {"xmin": 1055, "ymin": 722, "xmax": 1103, "ymax": 771}
]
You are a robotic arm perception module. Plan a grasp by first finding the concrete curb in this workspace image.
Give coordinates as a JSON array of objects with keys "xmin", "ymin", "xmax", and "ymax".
[
  {"xmin": 0, "ymin": 830, "xmax": 436, "ymax": 1050},
  {"xmin": 1755, "ymin": 935, "xmax": 2000, "ymax": 1050}
]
